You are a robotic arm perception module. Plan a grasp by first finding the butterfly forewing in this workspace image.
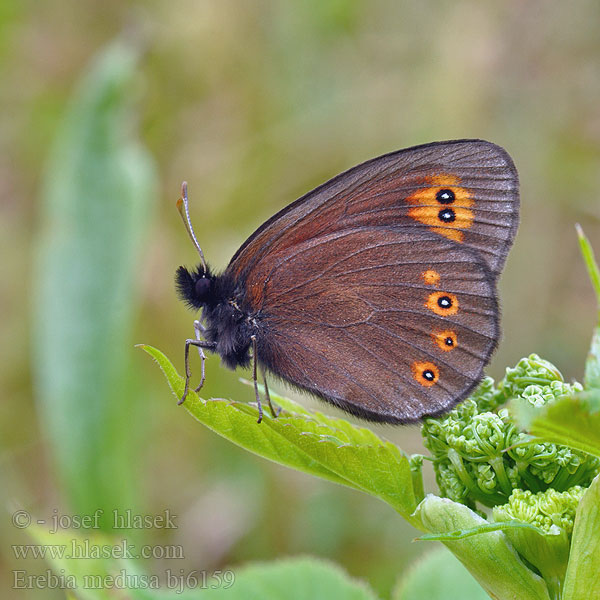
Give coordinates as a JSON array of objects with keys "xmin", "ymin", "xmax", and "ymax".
[
  {"xmin": 228, "ymin": 140, "xmax": 519, "ymax": 283},
  {"xmin": 216, "ymin": 139, "xmax": 518, "ymax": 422}
]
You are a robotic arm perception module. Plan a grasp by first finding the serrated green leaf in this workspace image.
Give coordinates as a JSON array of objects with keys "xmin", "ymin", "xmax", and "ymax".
[
  {"xmin": 140, "ymin": 345, "xmax": 420, "ymax": 525},
  {"xmin": 415, "ymin": 495, "xmax": 550, "ymax": 600},
  {"xmin": 513, "ymin": 390, "xmax": 600, "ymax": 458},
  {"xmin": 33, "ymin": 39, "xmax": 157, "ymax": 521},
  {"xmin": 393, "ymin": 547, "xmax": 488, "ymax": 600},
  {"xmin": 563, "ymin": 474, "xmax": 600, "ymax": 600}
]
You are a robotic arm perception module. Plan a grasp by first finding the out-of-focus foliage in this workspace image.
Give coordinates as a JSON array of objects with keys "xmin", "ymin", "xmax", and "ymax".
[
  {"xmin": 28, "ymin": 524, "xmax": 381, "ymax": 600},
  {"xmin": 34, "ymin": 39, "xmax": 157, "ymax": 526},
  {"xmin": 393, "ymin": 547, "xmax": 489, "ymax": 600},
  {"xmin": 1, "ymin": 1, "xmax": 600, "ymax": 599}
]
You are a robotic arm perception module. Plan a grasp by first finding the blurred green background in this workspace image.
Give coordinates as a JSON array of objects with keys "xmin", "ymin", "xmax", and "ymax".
[{"xmin": 2, "ymin": 1, "xmax": 599, "ymax": 598}]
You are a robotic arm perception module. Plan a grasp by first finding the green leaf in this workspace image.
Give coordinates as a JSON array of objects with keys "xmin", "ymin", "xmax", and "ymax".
[
  {"xmin": 29, "ymin": 525, "xmax": 377, "ymax": 600},
  {"xmin": 419, "ymin": 504, "xmax": 575, "ymax": 598},
  {"xmin": 191, "ymin": 556, "xmax": 379, "ymax": 600},
  {"xmin": 33, "ymin": 39, "xmax": 157, "ymax": 521},
  {"xmin": 563, "ymin": 474, "xmax": 600, "ymax": 600},
  {"xmin": 415, "ymin": 495, "xmax": 551, "ymax": 600},
  {"xmin": 586, "ymin": 326, "xmax": 600, "ymax": 390},
  {"xmin": 26, "ymin": 526, "xmax": 122, "ymax": 600},
  {"xmin": 577, "ymin": 225, "xmax": 600, "ymax": 314},
  {"xmin": 140, "ymin": 345, "xmax": 421, "ymax": 526},
  {"xmin": 501, "ymin": 525, "xmax": 568, "ymax": 600},
  {"xmin": 577, "ymin": 226, "xmax": 600, "ymax": 390},
  {"xmin": 513, "ymin": 389, "xmax": 600, "ymax": 458},
  {"xmin": 393, "ymin": 547, "xmax": 488, "ymax": 600},
  {"xmin": 419, "ymin": 521, "xmax": 570, "ymax": 598}
]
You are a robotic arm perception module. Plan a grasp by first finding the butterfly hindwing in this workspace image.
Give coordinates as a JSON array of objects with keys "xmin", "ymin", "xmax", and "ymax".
[{"xmin": 247, "ymin": 228, "xmax": 497, "ymax": 423}]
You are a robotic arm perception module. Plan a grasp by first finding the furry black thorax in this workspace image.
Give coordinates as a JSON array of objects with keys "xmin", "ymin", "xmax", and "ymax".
[{"xmin": 175, "ymin": 263, "xmax": 255, "ymax": 369}]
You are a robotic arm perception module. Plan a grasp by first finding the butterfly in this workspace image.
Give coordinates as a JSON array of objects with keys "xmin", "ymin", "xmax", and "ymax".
[{"xmin": 175, "ymin": 139, "xmax": 519, "ymax": 423}]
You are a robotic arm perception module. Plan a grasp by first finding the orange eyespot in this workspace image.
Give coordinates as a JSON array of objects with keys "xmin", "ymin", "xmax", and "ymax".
[
  {"xmin": 406, "ymin": 174, "xmax": 474, "ymax": 243},
  {"xmin": 433, "ymin": 330, "xmax": 458, "ymax": 352},
  {"xmin": 425, "ymin": 291, "xmax": 459, "ymax": 316},
  {"xmin": 422, "ymin": 269, "xmax": 440, "ymax": 286},
  {"xmin": 412, "ymin": 361, "xmax": 439, "ymax": 387}
]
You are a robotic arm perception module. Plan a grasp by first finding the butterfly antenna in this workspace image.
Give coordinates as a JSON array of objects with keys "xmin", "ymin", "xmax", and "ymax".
[{"xmin": 176, "ymin": 181, "xmax": 207, "ymax": 275}]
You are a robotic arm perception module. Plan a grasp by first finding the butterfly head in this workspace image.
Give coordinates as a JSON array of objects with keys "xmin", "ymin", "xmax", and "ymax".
[{"xmin": 175, "ymin": 264, "xmax": 217, "ymax": 310}]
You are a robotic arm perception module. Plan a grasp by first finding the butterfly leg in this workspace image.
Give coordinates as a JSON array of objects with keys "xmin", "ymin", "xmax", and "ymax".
[
  {"xmin": 180, "ymin": 338, "xmax": 216, "ymax": 405},
  {"xmin": 262, "ymin": 370, "xmax": 281, "ymax": 418},
  {"xmin": 250, "ymin": 336, "xmax": 264, "ymax": 423},
  {"xmin": 193, "ymin": 320, "xmax": 207, "ymax": 391}
]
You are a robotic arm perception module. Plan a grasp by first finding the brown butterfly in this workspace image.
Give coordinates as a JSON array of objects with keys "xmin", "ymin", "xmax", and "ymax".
[{"xmin": 175, "ymin": 139, "xmax": 519, "ymax": 423}]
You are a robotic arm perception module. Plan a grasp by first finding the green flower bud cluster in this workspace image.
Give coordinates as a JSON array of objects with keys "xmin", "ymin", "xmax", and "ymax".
[
  {"xmin": 493, "ymin": 486, "xmax": 585, "ymax": 535},
  {"xmin": 497, "ymin": 354, "xmax": 564, "ymax": 402},
  {"xmin": 421, "ymin": 355, "xmax": 599, "ymax": 509}
]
